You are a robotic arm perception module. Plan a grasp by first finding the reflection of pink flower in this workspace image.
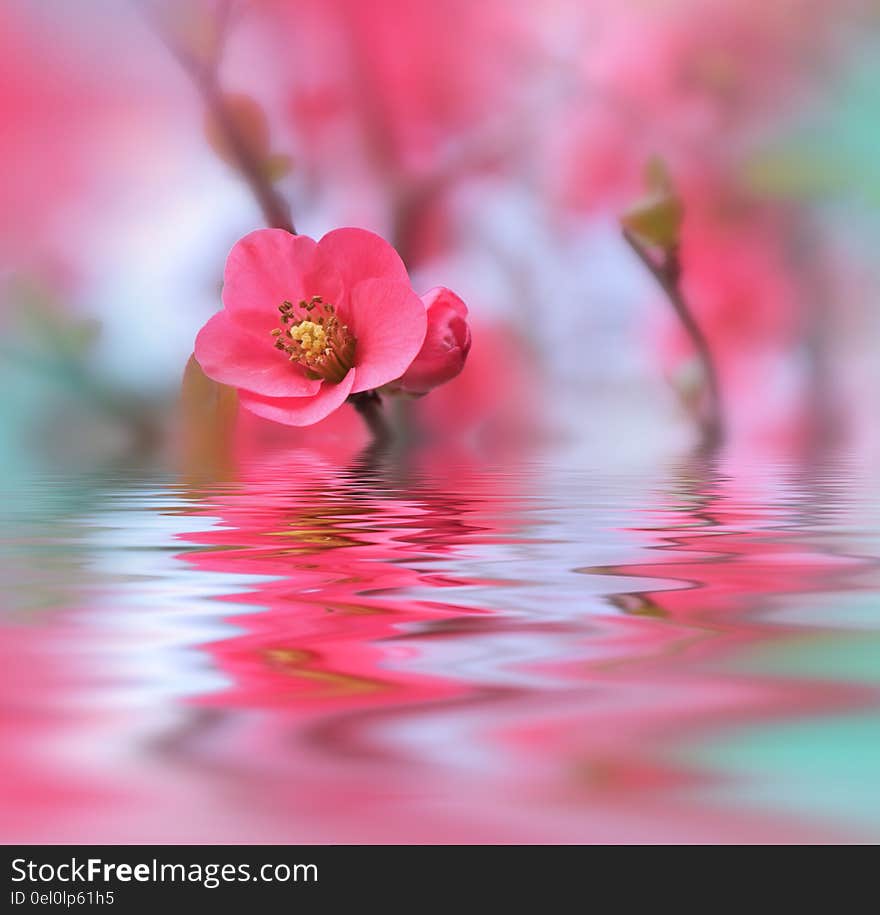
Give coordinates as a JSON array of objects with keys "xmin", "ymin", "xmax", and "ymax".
[
  {"xmin": 394, "ymin": 288, "xmax": 471, "ymax": 395},
  {"xmin": 177, "ymin": 451, "xmax": 510, "ymax": 714},
  {"xmin": 194, "ymin": 227, "xmax": 433, "ymax": 425}
]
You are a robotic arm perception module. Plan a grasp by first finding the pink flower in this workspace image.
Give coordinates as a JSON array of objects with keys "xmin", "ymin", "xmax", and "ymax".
[
  {"xmin": 394, "ymin": 287, "xmax": 471, "ymax": 395},
  {"xmin": 194, "ymin": 227, "xmax": 431, "ymax": 425}
]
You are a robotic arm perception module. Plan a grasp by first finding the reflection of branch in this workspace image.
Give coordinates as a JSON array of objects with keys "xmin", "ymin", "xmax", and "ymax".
[
  {"xmin": 141, "ymin": 1, "xmax": 295, "ymax": 233},
  {"xmin": 623, "ymin": 229, "xmax": 724, "ymax": 448}
]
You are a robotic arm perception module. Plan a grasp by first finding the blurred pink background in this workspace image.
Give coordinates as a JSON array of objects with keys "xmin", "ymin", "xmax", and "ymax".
[{"xmin": 3, "ymin": 0, "xmax": 880, "ymax": 470}]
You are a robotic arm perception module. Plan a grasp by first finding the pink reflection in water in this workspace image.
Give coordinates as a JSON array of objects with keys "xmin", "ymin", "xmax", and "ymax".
[
  {"xmin": 1, "ymin": 454, "xmax": 876, "ymax": 842},
  {"xmin": 183, "ymin": 452, "xmax": 496, "ymax": 714}
]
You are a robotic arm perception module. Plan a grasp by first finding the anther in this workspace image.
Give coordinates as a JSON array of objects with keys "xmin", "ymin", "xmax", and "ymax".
[{"xmin": 272, "ymin": 296, "xmax": 356, "ymax": 383}]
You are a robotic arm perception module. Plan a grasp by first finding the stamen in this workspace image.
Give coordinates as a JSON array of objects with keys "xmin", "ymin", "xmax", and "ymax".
[{"xmin": 269, "ymin": 295, "xmax": 356, "ymax": 384}]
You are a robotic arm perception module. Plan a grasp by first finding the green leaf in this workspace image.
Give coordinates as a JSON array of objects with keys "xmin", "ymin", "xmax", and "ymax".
[
  {"xmin": 204, "ymin": 93, "xmax": 271, "ymax": 170},
  {"xmin": 621, "ymin": 193, "xmax": 683, "ymax": 249},
  {"xmin": 263, "ymin": 152, "xmax": 294, "ymax": 182},
  {"xmin": 621, "ymin": 156, "xmax": 683, "ymax": 250}
]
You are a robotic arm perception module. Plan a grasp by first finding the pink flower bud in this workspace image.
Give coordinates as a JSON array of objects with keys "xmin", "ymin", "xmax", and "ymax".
[{"xmin": 396, "ymin": 287, "xmax": 471, "ymax": 395}]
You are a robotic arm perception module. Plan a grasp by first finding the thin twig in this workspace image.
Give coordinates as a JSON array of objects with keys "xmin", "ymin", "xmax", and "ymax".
[
  {"xmin": 623, "ymin": 228, "xmax": 724, "ymax": 447},
  {"xmin": 197, "ymin": 78, "xmax": 295, "ymax": 233},
  {"xmin": 348, "ymin": 391, "xmax": 391, "ymax": 444},
  {"xmin": 139, "ymin": 0, "xmax": 295, "ymax": 233}
]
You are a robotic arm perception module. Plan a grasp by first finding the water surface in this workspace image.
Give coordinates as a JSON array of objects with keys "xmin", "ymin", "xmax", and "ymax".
[{"xmin": 3, "ymin": 451, "xmax": 879, "ymax": 843}]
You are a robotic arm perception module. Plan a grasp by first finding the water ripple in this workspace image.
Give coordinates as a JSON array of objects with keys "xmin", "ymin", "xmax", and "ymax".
[{"xmin": 2, "ymin": 454, "xmax": 880, "ymax": 842}]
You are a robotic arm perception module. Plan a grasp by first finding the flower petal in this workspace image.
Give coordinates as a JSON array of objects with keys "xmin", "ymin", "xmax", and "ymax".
[
  {"xmin": 317, "ymin": 228, "xmax": 409, "ymax": 297},
  {"xmin": 395, "ymin": 287, "xmax": 471, "ymax": 394},
  {"xmin": 422, "ymin": 285, "xmax": 468, "ymax": 319},
  {"xmin": 223, "ymin": 229, "xmax": 344, "ymax": 331},
  {"xmin": 195, "ymin": 310, "xmax": 321, "ymax": 397},
  {"xmin": 237, "ymin": 368, "xmax": 357, "ymax": 426},
  {"xmin": 348, "ymin": 279, "xmax": 427, "ymax": 392}
]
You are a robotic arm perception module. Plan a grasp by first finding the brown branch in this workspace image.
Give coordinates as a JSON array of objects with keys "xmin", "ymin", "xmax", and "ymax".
[
  {"xmin": 140, "ymin": 0, "xmax": 294, "ymax": 233},
  {"xmin": 348, "ymin": 391, "xmax": 391, "ymax": 444},
  {"xmin": 196, "ymin": 78, "xmax": 295, "ymax": 233},
  {"xmin": 623, "ymin": 228, "xmax": 724, "ymax": 447}
]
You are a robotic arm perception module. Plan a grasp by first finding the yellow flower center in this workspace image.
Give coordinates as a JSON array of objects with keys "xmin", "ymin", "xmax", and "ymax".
[
  {"xmin": 289, "ymin": 320, "xmax": 327, "ymax": 357},
  {"xmin": 270, "ymin": 296, "xmax": 356, "ymax": 384}
]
